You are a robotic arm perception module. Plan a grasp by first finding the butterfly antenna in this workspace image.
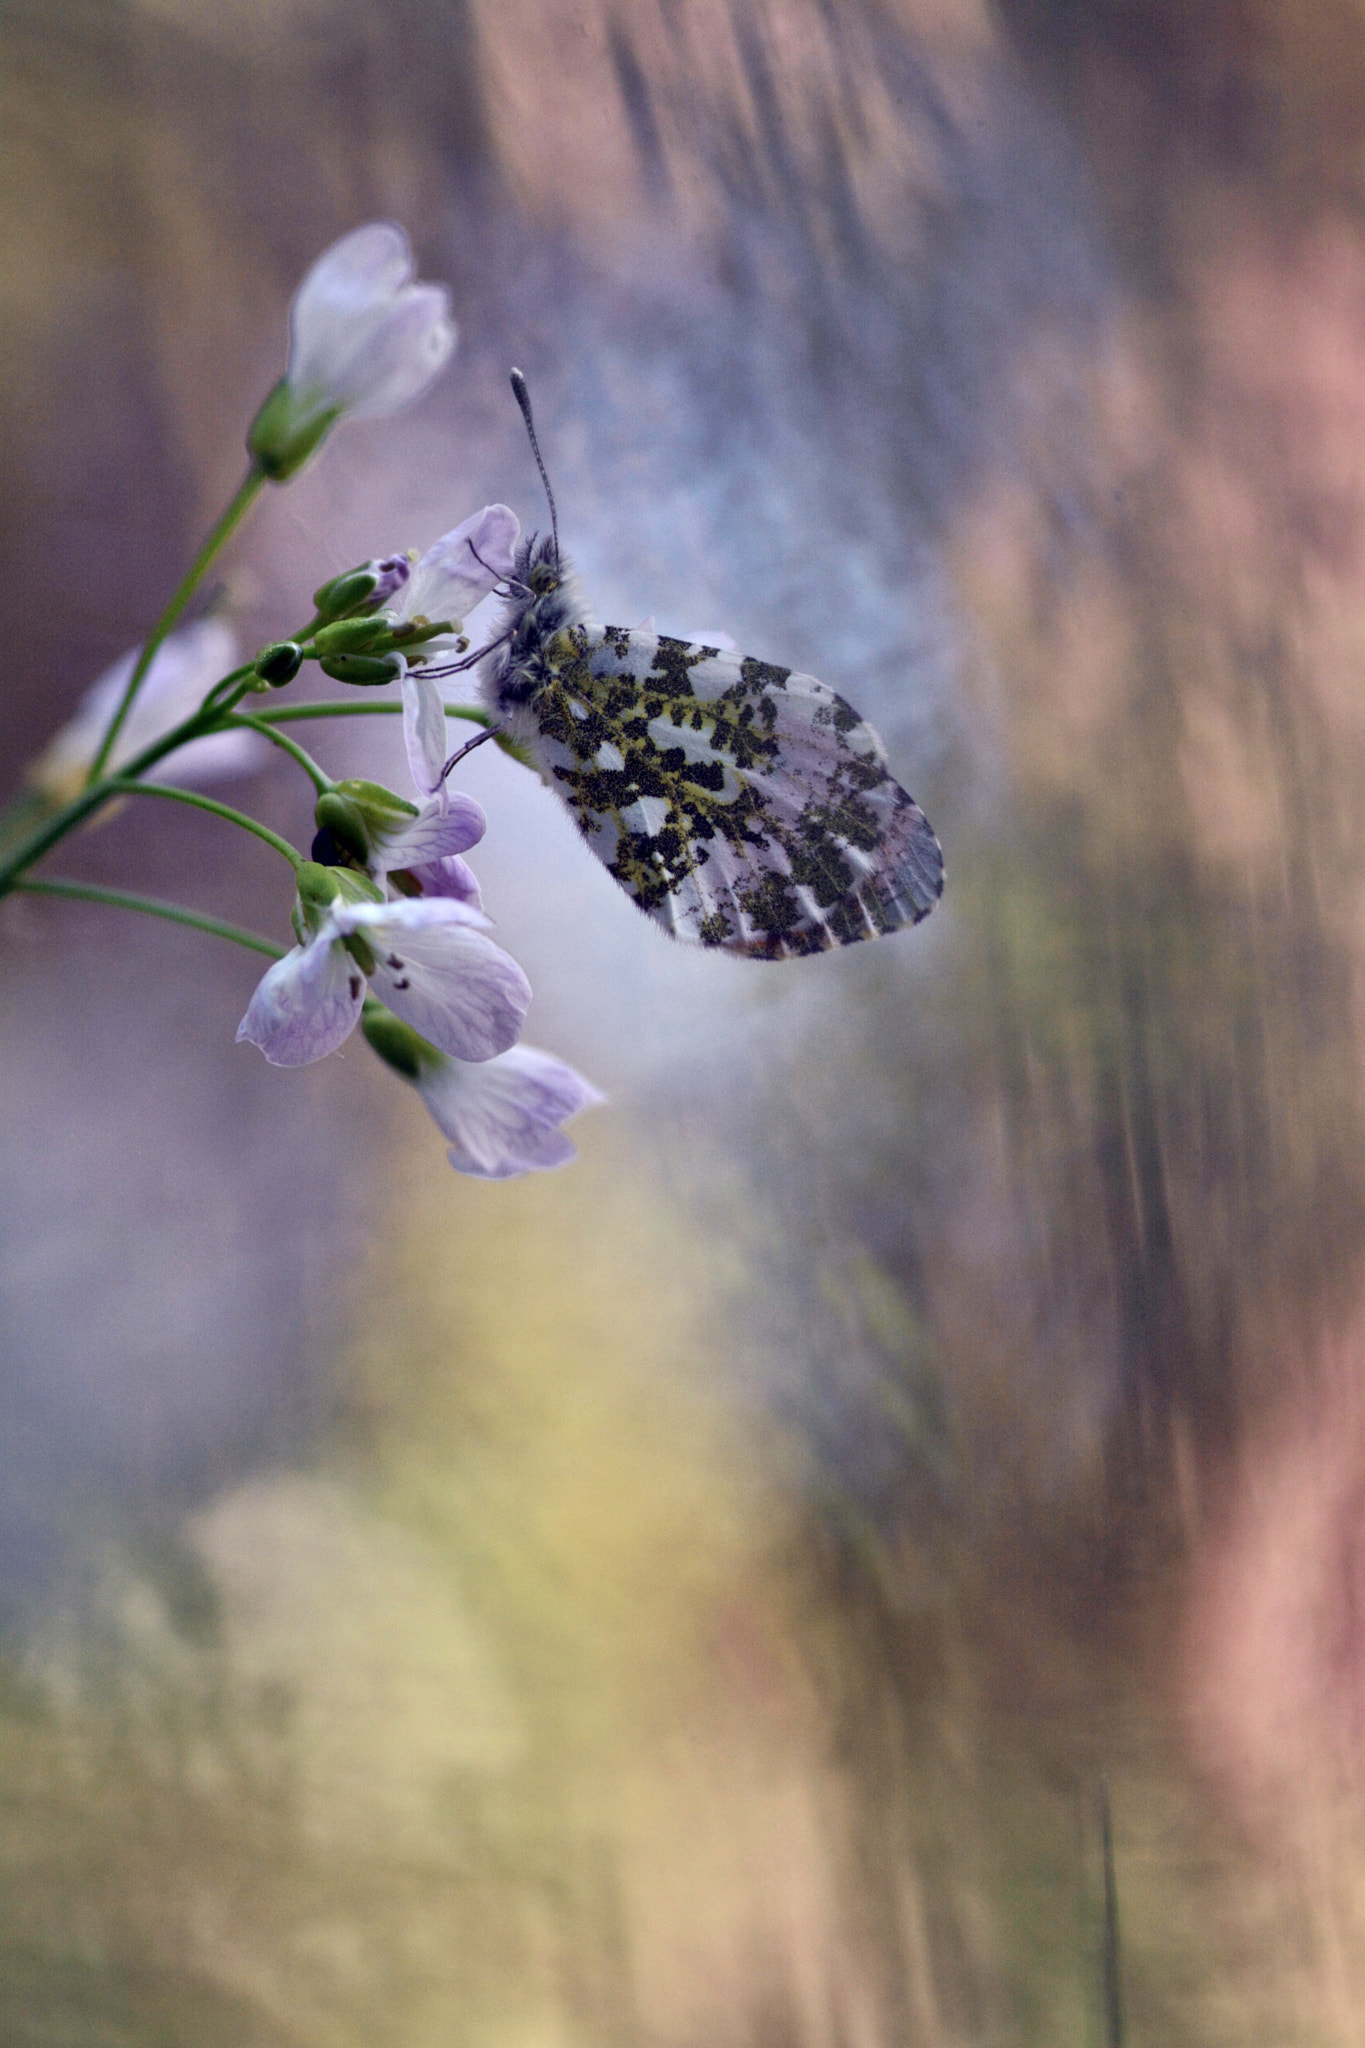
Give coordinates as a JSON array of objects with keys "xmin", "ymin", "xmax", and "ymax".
[{"xmin": 509, "ymin": 368, "xmax": 560, "ymax": 569}]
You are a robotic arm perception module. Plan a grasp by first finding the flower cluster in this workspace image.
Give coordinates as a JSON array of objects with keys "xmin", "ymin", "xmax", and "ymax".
[{"xmin": 4, "ymin": 222, "xmax": 601, "ymax": 1182}]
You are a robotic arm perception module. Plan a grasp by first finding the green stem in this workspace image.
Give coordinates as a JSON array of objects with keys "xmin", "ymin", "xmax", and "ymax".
[
  {"xmin": 108, "ymin": 779, "xmax": 302, "ymax": 869},
  {"xmin": 224, "ymin": 712, "xmax": 333, "ymax": 793},
  {"xmin": 198, "ymin": 661, "xmax": 260, "ymax": 712},
  {"xmin": 86, "ymin": 464, "xmax": 268, "ymax": 784},
  {"xmin": 13, "ymin": 878, "xmax": 285, "ymax": 959},
  {"xmin": 253, "ymin": 700, "xmax": 493, "ymax": 727},
  {"xmin": 253, "ymin": 697, "xmax": 531, "ymax": 766}
]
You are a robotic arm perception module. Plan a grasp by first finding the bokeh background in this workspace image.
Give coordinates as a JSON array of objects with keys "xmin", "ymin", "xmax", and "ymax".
[{"xmin": 6, "ymin": 0, "xmax": 1365, "ymax": 2040}]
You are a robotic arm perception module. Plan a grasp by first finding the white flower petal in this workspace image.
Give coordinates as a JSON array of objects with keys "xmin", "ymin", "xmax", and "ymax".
[
  {"xmin": 401, "ymin": 668, "xmax": 448, "ymax": 798},
  {"xmin": 235, "ymin": 931, "xmax": 365, "ymax": 1066},
  {"xmin": 32, "ymin": 621, "xmax": 262, "ymax": 802},
  {"xmin": 333, "ymin": 898, "xmax": 528, "ymax": 1062},
  {"xmin": 327, "ymin": 288, "xmax": 455, "ymax": 418},
  {"xmin": 397, "ymin": 505, "xmax": 521, "ymax": 628},
  {"xmin": 416, "ymin": 1045, "xmax": 605, "ymax": 1178},
  {"xmin": 286, "ymin": 222, "xmax": 455, "ymax": 422},
  {"xmin": 371, "ymin": 790, "xmax": 486, "ymax": 875}
]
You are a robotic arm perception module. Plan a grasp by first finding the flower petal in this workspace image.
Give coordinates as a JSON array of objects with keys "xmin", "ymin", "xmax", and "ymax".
[
  {"xmin": 31, "ymin": 620, "xmax": 262, "ymax": 803},
  {"xmin": 400, "ymin": 667, "xmax": 449, "ymax": 799},
  {"xmin": 287, "ymin": 223, "xmax": 455, "ymax": 421},
  {"xmin": 397, "ymin": 505, "xmax": 521, "ymax": 627},
  {"xmin": 371, "ymin": 789, "xmax": 486, "ymax": 875},
  {"xmin": 400, "ymin": 854, "xmax": 483, "ymax": 909},
  {"xmin": 235, "ymin": 931, "xmax": 365, "ymax": 1066},
  {"xmin": 333, "ymin": 898, "xmax": 529, "ymax": 1062},
  {"xmin": 327, "ymin": 287, "xmax": 456, "ymax": 418},
  {"xmin": 415, "ymin": 1045, "xmax": 605, "ymax": 1178}
]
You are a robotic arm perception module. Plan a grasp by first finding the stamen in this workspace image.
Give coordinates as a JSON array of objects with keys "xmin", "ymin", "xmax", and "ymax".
[{"xmin": 420, "ymin": 626, "xmax": 515, "ymax": 680}]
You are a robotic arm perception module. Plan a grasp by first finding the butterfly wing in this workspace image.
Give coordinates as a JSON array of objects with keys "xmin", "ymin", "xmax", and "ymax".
[{"xmin": 519, "ymin": 626, "xmax": 944, "ymax": 958}]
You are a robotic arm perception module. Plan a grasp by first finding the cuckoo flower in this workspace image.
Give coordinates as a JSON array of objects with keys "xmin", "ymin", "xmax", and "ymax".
[
  {"xmin": 310, "ymin": 778, "xmax": 488, "ymax": 910},
  {"xmin": 236, "ymin": 872, "xmax": 530, "ymax": 1068},
  {"xmin": 394, "ymin": 504, "xmax": 520, "ymax": 801},
  {"xmin": 418, "ymin": 1044, "xmax": 606, "ymax": 1178},
  {"xmin": 366, "ymin": 786, "xmax": 488, "ymax": 910},
  {"xmin": 361, "ymin": 1006, "xmax": 603, "ymax": 1178},
  {"xmin": 31, "ymin": 621, "xmax": 265, "ymax": 803},
  {"xmin": 248, "ymin": 223, "xmax": 456, "ymax": 481}
]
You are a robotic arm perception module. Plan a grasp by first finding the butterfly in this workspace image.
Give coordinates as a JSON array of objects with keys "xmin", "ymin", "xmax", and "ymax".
[{"xmin": 476, "ymin": 377, "xmax": 944, "ymax": 960}]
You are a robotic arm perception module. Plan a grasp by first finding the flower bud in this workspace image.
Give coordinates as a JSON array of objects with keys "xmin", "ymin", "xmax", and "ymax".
[
  {"xmin": 314, "ymin": 617, "xmax": 394, "ymax": 658},
  {"xmin": 254, "ymin": 640, "xmax": 304, "ymax": 686},
  {"xmin": 312, "ymin": 555, "xmax": 413, "ymax": 622},
  {"xmin": 332, "ymin": 777, "xmax": 420, "ymax": 834},
  {"xmin": 361, "ymin": 1002, "xmax": 430, "ymax": 1080},
  {"xmin": 313, "ymin": 791, "xmax": 372, "ymax": 864},
  {"xmin": 319, "ymin": 651, "xmax": 406, "ymax": 686},
  {"xmin": 292, "ymin": 859, "xmax": 343, "ymax": 941}
]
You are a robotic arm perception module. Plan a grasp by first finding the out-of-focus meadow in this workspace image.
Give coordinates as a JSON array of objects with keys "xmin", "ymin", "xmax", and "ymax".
[{"xmin": 7, "ymin": 0, "xmax": 1365, "ymax": 2039}]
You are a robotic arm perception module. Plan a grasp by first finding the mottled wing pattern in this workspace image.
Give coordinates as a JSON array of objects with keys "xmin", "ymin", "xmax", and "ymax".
[{"xmin": 521, "ymin": 625, "xmax": 944, "ymax": 958}]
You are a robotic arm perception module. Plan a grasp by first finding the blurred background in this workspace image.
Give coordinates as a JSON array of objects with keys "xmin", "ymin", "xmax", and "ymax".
[{"xmin": 6, "ymin": 0, "xmax": 1365, "ymax": 2039}]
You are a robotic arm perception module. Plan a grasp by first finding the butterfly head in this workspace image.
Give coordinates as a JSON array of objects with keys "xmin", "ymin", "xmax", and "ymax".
[{"xmin": 488, "ymin": 532, "xmax": 591, "ymax": 713}]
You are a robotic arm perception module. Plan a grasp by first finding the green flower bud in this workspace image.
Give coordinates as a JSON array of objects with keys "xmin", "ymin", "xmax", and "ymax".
[
  {"xmin": 312, "ymin": 566, "xmax": 380, "ymax": 620},
  {"xmin": 290, "ymin": 859, "xmax": 384, "ymax": 943},
  {"xmin": 254, "ymin": 640, "xmax": 304, "ymax": 686},
  {"xmin": 292, "ymin": 859, "xmax": 341, "ymax": 941},
  {"xmin": 360, "ymin": 1002, "xmax": 432, "ymax": 1080},
  {"xmin": 314, "ymin": 617, "xmax": 394, "ymax": 658},
  {"xmin": 332, "ymin": 777, "xmax": 419, "ymax": 833},
  {"xmin": 319, "ymin": 651, "xmax": 405, "ymax": 686},
  {"xmin": 295, "ymin": 860, "xmax": 343, "ymax": 911},
  {"xmin": 312, "ymin": 555, "xmax": 413, "ymax": 622},
  {"xmin": 313, "ymin": 791, "xmax": 372, "ymax": 864},
  {"xmin": 247, "ymin": 378, "xmax": 342, "ymax": 483},
  {"xmin": 329, "ymin": 866, "xmax": 385, "ymax": 906}
]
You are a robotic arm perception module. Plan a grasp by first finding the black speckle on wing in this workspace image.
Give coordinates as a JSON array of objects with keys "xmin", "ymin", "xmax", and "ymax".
[{"xmin": 517, "ymin": 627, "xmax": 944, "ymax": 957}]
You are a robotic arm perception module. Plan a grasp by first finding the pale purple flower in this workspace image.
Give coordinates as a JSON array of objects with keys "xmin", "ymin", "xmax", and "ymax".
[
  {"xmin": 236, "ymin": 895, "xmax": 529, "ymax": 1068},
  {"xmin": 32, "ymin": 621, "xmax": 265, "ymax": 803},
  {"xmin": 287, "ymin": 223, "xmax": 455, "ymax": 427},
  {"xmin": 367, "ymin": 787, "xmax": 487, "ymax": 910},
  {"xmin": 415, "ymin": 1044, "xmax": 605, "ymax": 1179},
  {"xmin": 395, "ymin": 505, "xmax": 520, "ymax": 798}
]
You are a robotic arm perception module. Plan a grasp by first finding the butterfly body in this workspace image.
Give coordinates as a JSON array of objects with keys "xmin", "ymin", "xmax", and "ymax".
[{"xmin": 483, "ymin": 535, "xmax": 944, "ymax": 958}]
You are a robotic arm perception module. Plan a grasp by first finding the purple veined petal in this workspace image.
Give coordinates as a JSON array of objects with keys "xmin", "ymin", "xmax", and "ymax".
[
  {"xmin": 334, "ymin": 897, "xmax": 529, "ymax": 1061},
  {"xmin": 401, "ymin": 667, "xmax": 448, "ymax": 799},
  {"xmin": 397, "ymin": 505, "xmax": 521, "ymax": 626},
  {"xmin": 372, "ymin": 791, "xmax": 486, "ymax": 878},
  {"xmin": 235, "ymin": 929, "xmax": 365, "ymax": 1066},
  {"xmin": 400, "ymin": 853, "xmax": 483, "ymax": 910},
  {"xmin": 415, "ymin": 1045, "xmax": 606, "ymax": 1178}
]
